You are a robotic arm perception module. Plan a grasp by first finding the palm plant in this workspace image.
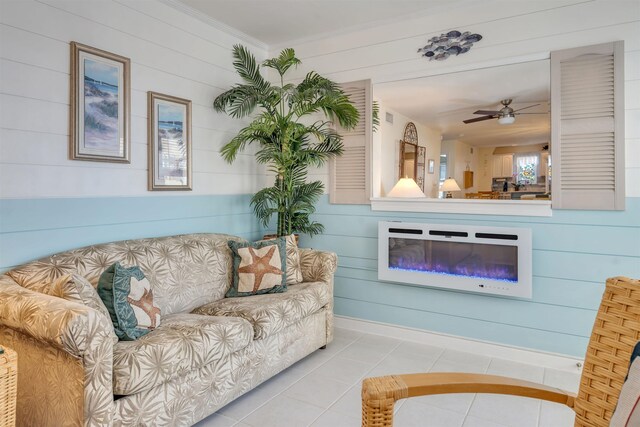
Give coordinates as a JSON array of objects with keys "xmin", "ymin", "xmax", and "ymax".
[{"xmin": 214, "ymin": 45, "xmax": 359, "ymax": 237}]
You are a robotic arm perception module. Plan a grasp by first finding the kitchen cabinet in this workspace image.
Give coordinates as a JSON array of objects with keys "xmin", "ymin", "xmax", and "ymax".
[
  {"xmin": 492, "ymin": 157, "xmax": 501, "ymax": 177},
  {"xmin": 492, "ymin": 155, "xmax": 513, "ymax": 178},
  {"xmin": 464, "ymin": 170, "xmax": 473, "ymax": 189}
]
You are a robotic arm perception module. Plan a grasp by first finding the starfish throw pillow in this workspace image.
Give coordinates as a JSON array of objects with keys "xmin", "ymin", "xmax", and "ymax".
[
  {"xmin": 97, "ymin": 262, "xmax": 161, "ymax": 340},
  {"xmin": 227, "ymin": 238, "xmax": 287, "ymax": 297}
]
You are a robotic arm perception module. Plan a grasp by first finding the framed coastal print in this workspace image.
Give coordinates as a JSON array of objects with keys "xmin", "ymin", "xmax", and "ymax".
[
  {"xmin": 70, "ymin": 42, "xmax": 130, "ymax": 162},
  {"xmin": 148, "ymin": 92, "xmax": 192, "ymax": 191},
  {"xmin": 428, "ymin": 159, "xmax": 435, "ymax": 174}
]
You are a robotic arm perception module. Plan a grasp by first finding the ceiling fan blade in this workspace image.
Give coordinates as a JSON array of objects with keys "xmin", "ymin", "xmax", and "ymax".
[
  {"xmin": 515, "ymin": 112, "xmax": 549, "ymax": 115},
  {"xmin": 463, "ymin": 115, "xmax": 497, "ymax": 124},
  {"xmin": 473, "ymin": 109, "xmax": 501, "ymax": 115},
  {"xmin": 512, "ymin": 103, "xmax": 541, "ymax": 112}
]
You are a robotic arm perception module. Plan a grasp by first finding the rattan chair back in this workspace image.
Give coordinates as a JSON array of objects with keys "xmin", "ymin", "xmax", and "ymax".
[{"xmin": 573, "ymin": 277, "xmax": 640, "ymax": 427}]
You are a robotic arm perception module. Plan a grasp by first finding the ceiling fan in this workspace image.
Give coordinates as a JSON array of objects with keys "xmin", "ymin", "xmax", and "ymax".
[{"xmin": 463, "ymin": 99, "xmax": 543, "ymax": 125}]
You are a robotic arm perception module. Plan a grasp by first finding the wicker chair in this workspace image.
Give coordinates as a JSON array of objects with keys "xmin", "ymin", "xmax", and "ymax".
[{"xmin": 362, "ymin": 277, "xmax": 640, "ymax": 427}]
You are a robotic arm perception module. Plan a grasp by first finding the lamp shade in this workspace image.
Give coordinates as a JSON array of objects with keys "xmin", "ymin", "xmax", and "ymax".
[
  {"xmin": 387, "ymin": 178, "xmax": 426, "ymax": 198},
  {"xmin": 441, "ymin": 177, "xmax": 461, "ymax": 192},
  {"xmin": 498, "ymin": 114, "xmax": 515, "ymax": 125}
]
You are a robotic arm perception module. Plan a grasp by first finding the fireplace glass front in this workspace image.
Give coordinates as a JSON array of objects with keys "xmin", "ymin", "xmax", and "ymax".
[
  {"xmin": 389, "ymin": 238, "xmax": 518, "ymax": 283},
  {"xmin": 378, "ymin": 222, "xmax": 532, "ymax": 298}
]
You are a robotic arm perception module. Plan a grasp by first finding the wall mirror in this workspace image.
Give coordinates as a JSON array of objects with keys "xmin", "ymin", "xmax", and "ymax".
[
  {"xmin": 374, "ymin": 59, "xmax": 551, "ymax": 200},
  {"xmin": 400, "ymin": 140, "xmax": 418, "ymax": 180}
]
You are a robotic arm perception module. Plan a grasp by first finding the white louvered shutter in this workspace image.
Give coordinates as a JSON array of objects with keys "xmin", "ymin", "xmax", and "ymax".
[
  {"xmin": 550, "ymin": 41, "xmax": 625, "ymax": 210},
  {"xmin": 330, "ymin": 79, "xmax": 372, "ymax": 204}
]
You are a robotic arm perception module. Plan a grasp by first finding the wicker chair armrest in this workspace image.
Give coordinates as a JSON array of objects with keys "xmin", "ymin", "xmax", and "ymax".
[
  {"xmin": 0, "ymin": 274, "xmax": 113, "ymax": 358},
  {"xmin": 362, "ymin": 373, "xmax": 575, "ymax": 427},
  {"xmin": 299, "ymin": 248, "xmax": 337, "ymax": 283},
  {"xmin": 402, "ymin": 373, "xmax": 575, "ymax": 404}
]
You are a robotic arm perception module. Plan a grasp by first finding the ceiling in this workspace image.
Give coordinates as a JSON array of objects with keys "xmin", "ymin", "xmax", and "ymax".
[
  {"xmin": 176, "ymin": 0, "xmax": 450, "ymax": 46},
  {"xmin": 375, "ymin": 60, "xmax": 551, "ymax": 147}
]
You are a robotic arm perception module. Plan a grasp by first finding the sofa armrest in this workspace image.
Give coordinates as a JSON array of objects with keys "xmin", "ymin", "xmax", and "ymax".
[
  {"xmin": 0, "ymin": 275, "xmax": 112, "ymax": 357},
  {"xmin": 0, "ymin": 274, "xmax": 114, "ymax": 426},
  {"xmin": 299, "ymin": 249, "xmax": 337, "ymax": 283},
  {"xmin": 299, "ymin": 249, "xmax": 337, "ymax": 345}
]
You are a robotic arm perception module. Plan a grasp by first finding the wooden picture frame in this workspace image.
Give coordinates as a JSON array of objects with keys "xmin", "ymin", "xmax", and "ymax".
[
  {"xmin": 147, "ymin": 92, "xmax": 192, "ymax": 191},
  {"xmin": 69, "ymin": 42, "xmax": 130, "ymax": 162}
]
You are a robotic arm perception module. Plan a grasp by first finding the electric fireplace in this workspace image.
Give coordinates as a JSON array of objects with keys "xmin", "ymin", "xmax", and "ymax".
[{"xmin": 378, "ymin": 221, "xmax": 532, "ymax": 298}]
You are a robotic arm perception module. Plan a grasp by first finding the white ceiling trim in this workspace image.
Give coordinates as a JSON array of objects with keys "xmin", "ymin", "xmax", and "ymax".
[
  {"xmin": 372, "ymin": 51, "xmax": 551, "ymax": 85},
  {"xmin": 158, "ymin": 0, "xmax": 268, "ymax": 51}
]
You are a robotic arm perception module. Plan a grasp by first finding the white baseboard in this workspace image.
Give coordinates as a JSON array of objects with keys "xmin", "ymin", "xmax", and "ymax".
[{"xmin": 334, "ymin": 315, "xmax": 584, "ymax": 373}]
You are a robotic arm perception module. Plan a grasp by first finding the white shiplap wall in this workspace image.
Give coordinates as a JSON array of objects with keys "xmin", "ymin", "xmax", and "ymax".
[
  {"xmin": 0, "ymin": 0, "xmax": 267, "ymax": 199},
  {"xmin": 284, "ymin": 0, "xmax": 640, "ymax": 357},
  {"xmin": 278, "ymin": 0, "xmax": 640, "ymax": 197}
]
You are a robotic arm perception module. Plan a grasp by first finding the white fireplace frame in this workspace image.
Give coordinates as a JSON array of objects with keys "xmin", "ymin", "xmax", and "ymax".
[{"xmin": 378, "ymin": 221, "xmax": 533, "ymax": 299}]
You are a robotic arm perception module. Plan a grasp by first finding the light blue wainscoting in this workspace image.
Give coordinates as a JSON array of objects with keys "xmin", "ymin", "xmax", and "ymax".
[
  {"xmin": 299, "ymin": 196, "xmax": 640, "ymax": 357},
  {"xmin": 0, "ymin": 194, "xmax": 263, "ymax": 272}
]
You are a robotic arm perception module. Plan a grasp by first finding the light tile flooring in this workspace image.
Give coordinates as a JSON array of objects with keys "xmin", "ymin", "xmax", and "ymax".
[{"xmin": 194, "ymin": 328, "xmax": 581, "ymax": 427}]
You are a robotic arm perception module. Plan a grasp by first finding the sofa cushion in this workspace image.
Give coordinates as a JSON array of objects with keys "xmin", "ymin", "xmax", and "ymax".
[
  {"xmin": 227, "ymin": 238, "xmax": 287, "ymax": 297},
  {"xmin": 112, "ymin": 313, "xmax": 253, "ymax": 395},
  {"xmin": 193, "ymin": 281, "xmax": 330, "ymax": 340}
]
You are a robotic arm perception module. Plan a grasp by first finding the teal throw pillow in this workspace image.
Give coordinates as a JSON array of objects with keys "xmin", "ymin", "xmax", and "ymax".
[
  {"xmin": 97, "ymin": 262, "xmax": 161, "ymax": 341},
  {"xmin": 227, "ymin": 237, "xmax": 287, "ymax": 297}
]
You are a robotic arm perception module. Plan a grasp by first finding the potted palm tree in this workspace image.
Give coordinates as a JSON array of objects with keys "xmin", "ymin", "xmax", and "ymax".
[{"xmin": 214, "ymin": 45, "xmax": 359, "ymax": 237}]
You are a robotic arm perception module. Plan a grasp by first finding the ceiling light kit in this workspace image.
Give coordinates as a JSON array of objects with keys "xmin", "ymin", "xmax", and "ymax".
[
  {"xmin": 497, "ymin": 114, "xmax": 516, "ymax": 125},
  {"xmin": 463, "ymin": 99, "xmax": 545, "ymax": 125},
  {"xmin": 418, "ymin": 30, "xmax": 482, "ymax": 61}
]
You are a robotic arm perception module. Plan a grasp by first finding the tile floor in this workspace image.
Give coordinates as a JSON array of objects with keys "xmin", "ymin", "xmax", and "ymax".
[{"xmin": 194, "ymin": 328, "xmax": 581, "ymax": 427}]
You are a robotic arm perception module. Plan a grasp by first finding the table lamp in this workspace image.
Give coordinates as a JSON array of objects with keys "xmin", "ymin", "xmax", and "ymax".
[
  {"xmin": 387, "ymin": 177, "xmax": 426, "ymax": 198},
  {"xmin": 441, "ymin": 177, "xmax": 461, "ymax": 198}
]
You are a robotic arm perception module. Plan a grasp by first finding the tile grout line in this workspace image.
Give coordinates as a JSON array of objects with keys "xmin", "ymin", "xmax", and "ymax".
[
  {"xmin": 304, "ymin": 333, "xmax": 371, "ymax": 426},
  {"xmin": 536, "ymin": 398, "xmax": 543, "ymax": 427},
  {"xmin": 460, "ymin": 357, "xmax": 492, "ymax": 427},
  {"xmin": 225, "ymin": 336, "xmax": 363, "ymax": 425},
  {"xmin": 388, "ymin": 342, "xmax": 445, "ymax": 418},
  {"xmin": 314, "ymin": 335, "xmax": 404, "ymax": 424}
]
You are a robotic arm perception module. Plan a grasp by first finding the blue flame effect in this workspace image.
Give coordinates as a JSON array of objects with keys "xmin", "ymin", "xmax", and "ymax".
[{"xmin": 389, "ymin": 266, "xmax": 518, "ymax": 283}]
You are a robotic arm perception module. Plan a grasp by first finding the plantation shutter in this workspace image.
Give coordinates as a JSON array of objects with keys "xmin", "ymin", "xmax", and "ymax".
[
  {"xmin": 330, "ymin": 79, "xmax": 372, "ymax": 204},
  {"xmin": 550, "ymin": 41, "xmax": 625, "ymax": 210}
]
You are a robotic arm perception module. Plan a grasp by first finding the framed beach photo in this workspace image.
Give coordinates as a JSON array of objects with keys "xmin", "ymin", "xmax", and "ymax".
[
  {"xmin": 70, "ymin": 42, "xmax": 130, "ymax": 162},
  {"xmin": 148, "ymin": 92, "xmax": 192, "ymax": 191}
]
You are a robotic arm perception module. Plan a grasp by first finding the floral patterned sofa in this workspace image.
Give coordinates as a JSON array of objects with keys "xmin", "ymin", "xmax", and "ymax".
[{"xmin": 0, "ymin": 233, "xmax": 337, "ymax": 426}]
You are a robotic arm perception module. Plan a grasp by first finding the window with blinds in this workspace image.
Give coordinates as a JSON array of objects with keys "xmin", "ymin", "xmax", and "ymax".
[
  {"xmin": 550, "ymin": 41, "xmax": 625, "ymax": 210},
  {"xmin": 329, "ymin": 79, "xmax": 372, "ymax": 204}
]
